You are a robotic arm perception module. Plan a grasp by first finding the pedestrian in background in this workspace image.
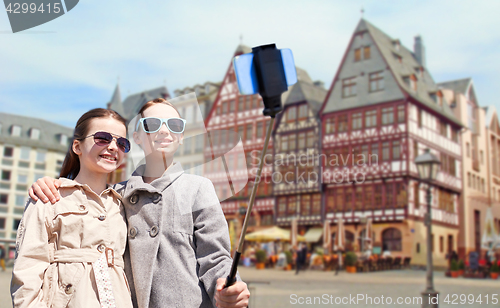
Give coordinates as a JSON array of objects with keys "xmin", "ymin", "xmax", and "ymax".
[{"xmin": 0, "ymin": 246, "xmax": 5, "ymax": 271}]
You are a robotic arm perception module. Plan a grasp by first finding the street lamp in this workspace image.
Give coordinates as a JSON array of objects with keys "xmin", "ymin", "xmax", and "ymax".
[{"xmin": 415, "ymin": 148, "xmax": 441, "ymax": 308}]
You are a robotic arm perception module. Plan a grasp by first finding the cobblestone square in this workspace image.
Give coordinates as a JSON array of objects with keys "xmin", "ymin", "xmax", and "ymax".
[{"xmin": 4, "ymin": 266, "xmax": 498, "ymax": 308}]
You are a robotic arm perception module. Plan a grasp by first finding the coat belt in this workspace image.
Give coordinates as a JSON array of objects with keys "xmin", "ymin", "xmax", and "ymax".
[{"xmin": 51, "ymin": 248, "xmax": 125, "ymax": 268}]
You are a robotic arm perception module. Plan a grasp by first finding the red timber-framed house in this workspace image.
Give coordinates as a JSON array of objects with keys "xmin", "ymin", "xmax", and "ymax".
[
  {"xmin": 204, "ymin": 45, "xmax": 275, "ymax": 232},
  {"xmin": 273, "ymin": 71, "xmax": 327, "ymax": 237},
  {"xmin": 319, "ymin": 19, "xmax": 462, "ymax": 266}
]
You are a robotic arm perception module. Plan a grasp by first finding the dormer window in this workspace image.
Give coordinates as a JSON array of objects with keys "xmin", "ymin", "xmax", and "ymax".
[
  {"xmin": 58, "ymin": 134, "xmax": 68, "ymax": 146},
  {"xmin": 30, "ymin": 128, "xmax": 40, "ymax": 140},
  {"xmin": 430, "ymin": 91, "xmax": 443, "ymax": 106},
  {"xmin": 392, "ymin": 39, "xmax": 400, "ymax": 51},
  {"xmin": 393, "ymin": 53, "xmax": 402, "ymax": 63},
  {"xmin": 11, "ymin": 125, "xmax": 21, "ymax": 137},
  {"xmin": 403, "ymin": 75, "xmax": 417, "ymax": 91}
]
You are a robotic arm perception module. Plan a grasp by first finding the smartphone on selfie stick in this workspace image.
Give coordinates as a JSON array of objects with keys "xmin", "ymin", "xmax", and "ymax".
[{"xmin": 224, "ymin": 44, "xmax": 297, "ymax": 288}]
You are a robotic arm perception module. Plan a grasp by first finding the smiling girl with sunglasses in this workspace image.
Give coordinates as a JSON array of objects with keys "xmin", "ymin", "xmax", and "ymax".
[
  {"xmin": 12, "ymin": 108, "xmax": 133, "ymax": 308},
  {"xmin": 28, "ymin": 99, "xmax": 250, "ymax": 308}
]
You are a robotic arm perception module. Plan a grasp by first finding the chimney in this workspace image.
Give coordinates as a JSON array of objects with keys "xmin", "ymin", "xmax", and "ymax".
[
  {"xmin": 313, "ymin": 80, "xmax": 325, "ymax": 88},
  {"xmin": 414, "ymin": 35, "xmax": 426, "ymax": 68}
]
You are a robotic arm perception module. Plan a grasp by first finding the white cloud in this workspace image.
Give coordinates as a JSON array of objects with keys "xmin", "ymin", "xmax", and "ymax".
[{"xmin": 0, "ymin": 0, "xmax": 499, "ymax": 125}]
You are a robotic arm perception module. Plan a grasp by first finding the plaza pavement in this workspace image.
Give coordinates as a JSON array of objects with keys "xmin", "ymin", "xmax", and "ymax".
[{"xmin": 1, "ymin": 266, "xmax": 498, "ymax": 307}]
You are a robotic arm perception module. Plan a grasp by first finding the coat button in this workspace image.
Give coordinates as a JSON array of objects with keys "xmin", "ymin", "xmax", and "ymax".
[
  {"xmin": 129, "ymin": 227, "xmax": 138, "ymax": 238},
  {"xmin": 79, "ymin": 205, "xmax": 86, "ymax": 211},
  {"xmin": 65, "ymin": 284, "xmax": 74, "ymax": 294},
  {"xmin": 149, "ymin": 226, "xmax": 159, "ymax": 237},
  {"xmin": 152, "ymin": 193, "xmax": 161, "ymax": 203},
  {"xmin": 98, "ymin": 214, "xmax": 106, "ymax": 221},
  {"xmin": 130, "ymin": 194, "xmax": 139, "ymax": 204},
  {"xmin": 97, "ymin": 244, "xmax": 106, "ymax": 253}
]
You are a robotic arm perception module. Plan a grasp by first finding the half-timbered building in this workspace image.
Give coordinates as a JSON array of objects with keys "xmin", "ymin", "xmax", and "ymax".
[
  {"xmin": 273, "ymin": 71, "xmax": 327, "ymax": 233},
  {"xmin": 320, "ymin": 19, "xmax": 462, "ymax": 266},
  {"xmin": 204, "ymin": 45, "xmax": 275, "ymax": 231}
]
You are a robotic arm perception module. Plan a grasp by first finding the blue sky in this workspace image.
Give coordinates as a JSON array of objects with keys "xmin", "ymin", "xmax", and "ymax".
[{"xmin": 1, "ymin": 0, "xmax": 499, "ymax": 127}]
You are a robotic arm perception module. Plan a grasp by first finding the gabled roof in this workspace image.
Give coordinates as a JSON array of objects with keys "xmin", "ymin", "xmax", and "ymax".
[
  {"xmin": 484, "ymin": 105, "xmax": 499, "ymax": 130},
  {"xmin": 235, "ymin": 44, "xmax": 252, "ymax": 55},
  {"xmin": 282, "ymin": 69, "xmax": 326, "ymax": 114},
  {"xmin": 437, "ymin": 78, "xmax": 472, "ymax": 95},
  {"xmin": 0, "ymin": 112, "xmax": 73, "ymax": 152},
  {"xmin": 107, "ymin": 84, "xmax": 124, "ymax": 116},
  {"xmin": 361, "ymin": 19, "xmax": 460, "ymax": 125},
  {"xmin": 323, "ymin": 19, "xmax": 461, "ymax": 126},
  {"xmin": 120, "ymin": 86, "xmax": 170, "ymax": 120}
]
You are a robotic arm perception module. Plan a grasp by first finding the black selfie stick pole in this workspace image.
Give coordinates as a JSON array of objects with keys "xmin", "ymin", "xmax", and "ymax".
[{"xmin": 225, "ymin": 44, "xmax": 287, "ymax": 288}]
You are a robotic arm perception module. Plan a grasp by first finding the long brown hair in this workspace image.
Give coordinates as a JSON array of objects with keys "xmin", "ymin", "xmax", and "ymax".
[
  {"xmin": 60, "ymin": 108, "xmax": 127, "ymax": 179},
  {"xmin": 135, "ymin": 98, "xmax": 182, "ymax": 130}
]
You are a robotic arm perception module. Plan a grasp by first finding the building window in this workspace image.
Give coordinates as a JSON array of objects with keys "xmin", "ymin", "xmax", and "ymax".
[
  {"xmin": 288, "ymin": 196, "xmax": 297, "ymax": 216},
  {"xmin": 298, "ymin": 133, "xmax": 306, "ymax": 149},
  {"xmin": 281, "ymin": 135, "xmax": 289, "ymax": 151},
  {"xmin": 440, "ymin": 236, "xmax": 444, "ymax": 253},
  {"xmin": 238, "ymin": 96, "xmax": 245, "ymax": 111},
  {"xmin": 392, "ymin": 141, "xmax": 401, "ymax": 160},
  {"xmin": 3, "ymin": 147, "xmax": 13, "ymax": 157},
  {"xmin": 17, "ymin": 174, "xmax": 27, "ymax": 183},
  {"xmin": 382, "ymin": 107, "xmax": 394, "ymax": 125},
  {"xmin": 365, "ymin": 110, "xmax": 377, "ymax": 128},
  {"xmin": 298, "ymin": 104, "xmax": 308, "ymax": 120},
  {"xmin": 245, "ymin": 96, "xmax": 252, "ymax": 110},
  {"xmin": 0, "ymin": 218, "xmax": 4, "ymax": 229},
  {"xmin": 466, "ymin": 143, "xmax": 470, "ymax": 157},
  {"xmin": 338, "ymin": 115, "xmax": 348, "ymax": 132},
  {"xmin": 418, "ymin": 109, "xmax": 423, "ymax": 128},
  {"xmin": 11, "ymin": 125, "xmax": 21, "ymax": 137},
  {"xmin": 342, "ymin": 77, "xmax": 357, "ymax": 98},
  {"xmin": 397, "ymin": 105, "xmax": 405, "ymax": 123},
  {"xmin": 287, "ymin": 107, "xmax": 297, "ymax": 122},
  {"xmin": 374, "ymin": 185, "xmax": 382, "ymax": 208},
  {"xmin": 416, "ymin": 243, "xmax": 420, "ymax": 253},
  {"xmin": 256, "ymin": 122, "xmax": 263, "ymax": 139},
  {"xmin": 369, "ymin": 71, "xmax": 384, "ymax": 92},
  {"xmin": 386, "ymin": 183, "xmax": 394, "ymax": 208},
  {"xmin": 16, "ymin": 195, "xmax": 26, "ymax": 206},
  {"xmin": 306, "ymin": 131, "xmax": 314, "ymax": 148},
  {"xmin": 413, "ymin": 140, "xmax": 418, "ymax": 158},
  {"xmin": 354, "ymin": 48, "xmax": 361, "ymax": 62},
  {"xmin": 246, "ymin": 124, "xmax": 253, "ymax": 141},
  {"xmin": 480, "ymin": 150, "xmax": 484, "ymax": 164},
  {"xmin": 325, "ymin": 117, "xmax": 336, "ymax": 134},
  {"xmin": 363, "ymin": 46, "xmax": 371, "ymax": 59},
  {"xmin": 311, "ymin": 194, "xmax": 321, "ymax": 215},
  {"xmin": 1, "ymin": 170, "xmax": 11, "ymax": 181},
  {"xmin": 30, "ymin": 128, "xmax": 40, "ymax": 140},
  {"xmin": 289, "ymin": 134, "xmax": 296, "ymax": 151},
  {"xmin": 382, "ymin": 142, "xmax": 390, "ymax": 161},
  {"xmin": 382, "ymin": 228, "xmax": 402, "ymax": 251},
  {"xmin": 0, "ymin": 194, "xmax": 7, "ymax": 204},
  {"xmin": 414, "ymin": 183, "xmax": 420, "ymax": 207},
  {"xmin": 301, "ymin": 194, "xmax": 311, "ymax": 216},
  {"xmin": 229, "ymin": 100, "xmax": 235, "ymax": 113},
  {"xmin": 352, "ymin": 112, "xmax": 362, "ymax": 130},
  {"xmin": 439, "ymin": 121, "xmax": 447, "ymax": 137},
  {"xmin": 20, "ymin": 147, "xmax": 30, "ymax": 160}
]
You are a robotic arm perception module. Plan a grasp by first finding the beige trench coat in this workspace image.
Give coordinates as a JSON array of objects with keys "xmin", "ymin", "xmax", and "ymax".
[{"xmin": 11, "ymin": 178, "xmax": 133, "ymax": 308}]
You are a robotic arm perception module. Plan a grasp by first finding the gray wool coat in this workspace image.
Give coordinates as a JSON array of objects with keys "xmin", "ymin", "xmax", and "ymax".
[{"xmin": 114, "ymin": 162, "xmax": 239, "ymax": 308}]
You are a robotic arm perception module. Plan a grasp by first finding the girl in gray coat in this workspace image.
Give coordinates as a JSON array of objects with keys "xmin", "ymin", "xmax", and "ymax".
[{"xmin": 30, "ymin": 98, "xmax": 250, "ymax": 308}]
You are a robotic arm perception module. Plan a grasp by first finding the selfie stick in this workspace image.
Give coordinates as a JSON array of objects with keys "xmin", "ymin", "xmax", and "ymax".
[{"xmin": 225, "ymin": 44, "xmax": 296, "ymax": 287}]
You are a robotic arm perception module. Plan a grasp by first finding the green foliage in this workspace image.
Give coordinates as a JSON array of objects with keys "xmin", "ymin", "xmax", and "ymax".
[
  {"xmin": 284, "ymin": 251, "xmax": 293, "ymax": 265},
  {"xmin": 256, "ymin": 249, "xmax": 267, "ymax": 263},
  {"xmin": 345, "ymin": 251, "xmax": 357, "ymax": 266},
  {"xmin": 450, "ymin": 259, "xmax": 458, "ymax": 271},
  {"xmin": 491, "ymin": 262, "xmax": 499, "ymax": 273},
  {"xmin": 458, "ymin": 259, "xmax": 465, "ymax": 270}
]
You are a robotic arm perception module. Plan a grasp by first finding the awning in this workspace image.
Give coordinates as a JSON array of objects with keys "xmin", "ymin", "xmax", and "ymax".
[{"xmin": 304, "ymin": 228, "xmax": 323, "ymax": 243}]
